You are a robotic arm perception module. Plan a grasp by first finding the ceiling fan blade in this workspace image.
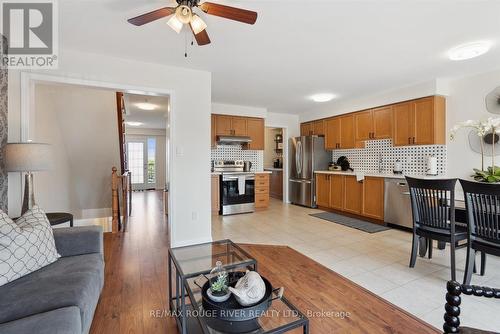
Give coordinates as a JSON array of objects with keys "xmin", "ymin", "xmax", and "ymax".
[
  {"xmin": 127, "ymin": 7, "xmax": 176, "ymax": 26},
  {"xmin": 199, "ymin": 2, "xmax": 257, "ymax": 25},
  {"xmin": 190, "ymin": 23, "xmax": 211, "ymax": 46}
]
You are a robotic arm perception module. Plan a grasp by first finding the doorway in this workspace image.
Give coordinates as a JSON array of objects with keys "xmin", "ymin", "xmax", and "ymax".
[
  {"xmin": 127, "ymin": 137, "xmax": 158, "ymax": 190},
  {"xmin": 264, "ymin": 127, "xmax": 285, "ymax": 202}
]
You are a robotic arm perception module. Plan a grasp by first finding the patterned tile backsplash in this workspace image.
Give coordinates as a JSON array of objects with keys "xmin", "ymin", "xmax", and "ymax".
[
  {"xmin": 331, "ymin": 139, "xmax": 447, "ymax": 175},
  {"xmin": 211, "ymin": 145, "xmax": 264, "ymax": 172}
]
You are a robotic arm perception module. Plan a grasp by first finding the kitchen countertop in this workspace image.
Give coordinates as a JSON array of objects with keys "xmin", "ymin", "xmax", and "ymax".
[
  {"xmin": 264, "ymin": 167, "xmax": 283, "ymax": 171},
  {"xmin": 314, "ymin": 170, "xmax": 452, "ymax": 180}
]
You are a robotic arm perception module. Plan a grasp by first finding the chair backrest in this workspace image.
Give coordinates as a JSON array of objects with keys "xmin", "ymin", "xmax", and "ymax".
[
  {"xmin": 406, "ymin": 177, "xmax": 457, "ymax": 231},
  {"xmin": 459, "ymin": 179, "xmax": 500, "ymax": 243}
]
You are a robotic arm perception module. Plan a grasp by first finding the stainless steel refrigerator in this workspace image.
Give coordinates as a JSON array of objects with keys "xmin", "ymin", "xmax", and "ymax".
[{"xmin": 289, "ymin": 136, "xmax": 330, "ymax": 207}]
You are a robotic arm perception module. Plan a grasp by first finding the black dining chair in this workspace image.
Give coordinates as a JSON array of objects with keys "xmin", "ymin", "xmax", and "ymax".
[
  {"xmin": 459, "ymin": 179, "xmax": 500, "ymax": 285},
  {"xmin": 406, "ymin": 177, "xmax": 466, "ymax": 281}
]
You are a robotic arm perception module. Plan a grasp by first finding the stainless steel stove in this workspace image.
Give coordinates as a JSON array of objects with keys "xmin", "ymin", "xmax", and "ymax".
[{"xmin": 213, "ymin": 160, "xmax": 255, "ymax": 215}]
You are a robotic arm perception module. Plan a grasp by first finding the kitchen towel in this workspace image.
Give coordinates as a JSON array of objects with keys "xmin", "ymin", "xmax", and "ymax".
[
  {"xmin": 238, "ymin": 176, "xmax": 246, "ymax": 195},
  {"xmin": 356, "ymin": 172, "xmax": 365, "ymax": 182}
]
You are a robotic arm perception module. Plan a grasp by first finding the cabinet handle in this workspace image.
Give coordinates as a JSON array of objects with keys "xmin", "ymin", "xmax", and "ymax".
[
  {"xmin": 408, "ymin": 137, "xmax": 411, "ymax": 144},
  {"xmin": 413, "ymin": 137, "xmax": 416, "ymax": 144}
]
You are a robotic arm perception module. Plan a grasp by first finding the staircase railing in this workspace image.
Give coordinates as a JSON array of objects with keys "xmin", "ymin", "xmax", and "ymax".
[{"xmin": 111, "ymin": 167, "xmax": 132, "ymax": 233}]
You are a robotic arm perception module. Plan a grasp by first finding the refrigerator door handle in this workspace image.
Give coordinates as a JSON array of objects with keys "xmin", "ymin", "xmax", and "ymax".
[
  {"xmin": 290, "ymin": 179, "xmax": 312, "ymax": 184},
  {"xmin": 296, "ymin": 141, "xmax": 302, "ymax": 175}
]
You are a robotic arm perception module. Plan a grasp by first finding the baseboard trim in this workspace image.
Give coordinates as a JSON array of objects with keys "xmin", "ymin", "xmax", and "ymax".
[{"xmin": 171, "ymin": 236, "xmax": 213, "ymax": 248}]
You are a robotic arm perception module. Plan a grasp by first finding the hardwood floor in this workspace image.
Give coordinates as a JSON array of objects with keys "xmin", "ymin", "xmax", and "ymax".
[{"xmin": 90, "ymin": 191, "xmax": 438, "ymax": 334}]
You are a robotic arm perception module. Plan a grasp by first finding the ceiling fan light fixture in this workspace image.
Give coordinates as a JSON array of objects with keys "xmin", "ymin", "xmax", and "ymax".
[
  {"xmin": 175, "ymin": 5, "xmax": 192, "ymax": 24},
  {"xmin": 191, "ymin": 14, "xmax": 207, "ymax": 35},
  {"xmin": 167, "ymin": 15, "xmax": 183, "ymax": 34}
]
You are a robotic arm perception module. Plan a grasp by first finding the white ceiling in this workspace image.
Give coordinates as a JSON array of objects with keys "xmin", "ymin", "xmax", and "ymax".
[
  {"xmin": 124, "ymin": 93, "xmax": 169, "ymax": 129},
  {"xmin": 60, "ymin": 0, "xmax": 500, "ymax": 115}
]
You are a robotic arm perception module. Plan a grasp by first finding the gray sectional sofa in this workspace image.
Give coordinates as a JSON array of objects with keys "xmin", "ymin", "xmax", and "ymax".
[{"xmin": 0, "ymin": 226, "xmax": 104, "ymax": 334}]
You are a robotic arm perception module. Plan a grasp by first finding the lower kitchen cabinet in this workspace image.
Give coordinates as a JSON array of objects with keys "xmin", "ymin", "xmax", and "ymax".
[
  {"xmin": 316, "ymin": 174, "xmax": 330, "ymax": 207},
  {"xmin": 362, "ymin": 177, "xmax": 385, "ymax": 220},
  {"xmin": 211, "ymin": 175, "xmax": 220, "ymax": 213},
  {"xmin": 343, "ymin": 176, "xmax": 362, "ymax": 214},
  {"xmin": 315, "ymin": 173, "xmax": 385, "ymax": 223},
  {"xmin": 269, "ymin": 170, "xmax": 283, "ymax": 200},
  {"xmin": 329, "ymin": 174, "xmax": 344, "ymax": 210},
  {"xmin": 255, "ymin": 173, "xmax": 270, "ymax": 208}
]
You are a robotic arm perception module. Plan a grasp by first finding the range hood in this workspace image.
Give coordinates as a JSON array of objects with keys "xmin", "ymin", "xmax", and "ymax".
[{"xmin": 217, "ymin": 135, "xmax": 252, "ymax": 145}]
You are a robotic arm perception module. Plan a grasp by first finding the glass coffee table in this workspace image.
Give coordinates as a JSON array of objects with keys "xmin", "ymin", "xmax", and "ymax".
[{"xmin": 168, "ymin": 239, "xmax": 309, "ymax": 334}]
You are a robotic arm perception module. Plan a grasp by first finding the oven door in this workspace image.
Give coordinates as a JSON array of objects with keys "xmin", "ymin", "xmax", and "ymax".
[{"xmin": 221, "ymin": 175, "xmax": 255, "ymax": 215}]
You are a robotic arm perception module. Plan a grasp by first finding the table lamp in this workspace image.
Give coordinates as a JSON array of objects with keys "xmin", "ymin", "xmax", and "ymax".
[{"xmin": 5, "ymin": 143, "xmax": 52, "ymax": 214}]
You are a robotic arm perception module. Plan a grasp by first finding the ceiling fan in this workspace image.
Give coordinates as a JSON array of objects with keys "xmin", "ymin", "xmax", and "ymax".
[{"xmin": 127, "ymin": 0, "xmax": 258, "ymax": 46}]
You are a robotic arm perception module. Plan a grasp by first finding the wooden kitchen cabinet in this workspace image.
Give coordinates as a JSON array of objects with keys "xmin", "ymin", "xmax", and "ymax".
[
  {"xmin": 255, "ymin": 173, "xmax": 270, "ymax": 208},
  {"xmin": 316, "ymin": 174, "xmax": 330, "ymax": 208},
  {"xmin": 231, "ymin": 117, "xmax": 247, "ymax": 136},
  {"xmin": 211, "ymin": 116, "xmax": 217, "ymax": 148},
  {"xmin": 246, "ymin": 118, "xmax": 265, "ymax": 150},
  {"xmin": 355, "ymin": 107, "xmax": 393, "ymax": 144},
  {"xmin": 362, "ymin": 177, "xmax": 384, "ymax": 220},
  {"xmin": 325, "ymin": 117, "xmax": 341, "ymax": 150},
  {"xmin": 211, "ymin": 175, "xmax": 220, "ymax": 214},
  {"xmin": 355, "ymin": 110, "xmax": 373, "ymax": 142},
  {"xmin": 343, "ymin": 176, "xmax": 362, "ymax": 214},
  {"xmin": 212, "ymin": 114, "xmax": 265, "ymax": 150},
  {"xmin": 339, "ymin": 115, "xmax": 355, "ymax": 149},
  {"xmin": 393, "ymin": 96, "xmax": 446, "ymax": 146},
  {"xmin": 301, "ymin": 122, "xmax": 313, "ymax": 136},
  {"xmin": 372, "ymin": 106, "xmax": 393, "ymax": 139},
  {"xmin": 313, "ymin": 120, "xmax": 325, "ymax": 136},
  {"xmin": 269, "ymin": 170, "xmax": 283, "ymax": 200},
  {"xmin": 329, "ymin": 174, "xmax": 344, "ymax": 210},
  {"xmin": 214, "ymin": 115, "xmax": 233, "ymax": 136}
]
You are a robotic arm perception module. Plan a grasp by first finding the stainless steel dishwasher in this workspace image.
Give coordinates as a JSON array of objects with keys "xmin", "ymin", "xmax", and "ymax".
[{"xmin": 384, "ymin": 178, "xmax": 413, "ymax": 228}]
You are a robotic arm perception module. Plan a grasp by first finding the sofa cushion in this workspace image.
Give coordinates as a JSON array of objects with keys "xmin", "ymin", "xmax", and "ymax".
[
  {"xmin": 0, "ymin": 306, "xmax": 81, "ymax": 334},
  {"xmin": 0, "ymin": 253, "xmax": 104, "ymax": 331},
  {"xmin": 0, "ymin": 206, "xmax": 60, "ymax": 286}
]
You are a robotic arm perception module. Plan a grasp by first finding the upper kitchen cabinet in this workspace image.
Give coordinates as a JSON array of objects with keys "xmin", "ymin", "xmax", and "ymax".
[
  {"xmin": 355, "ymin": 107, "xmax": 393, "ymax": 143},
  {"xmin": 325, "ymin": 115, "xmax": 354, "ymax": 150},
  {"xmin": 300, "ymin": 120, "xmax": 325, "ymax": 136},
  {"xmin": 212, "ymin": 114, "xmax": 265, "ymax": 150},
  {"xmin": 313, "ymin": 120, "xmax": 325, "ymax": 137},
  {"xmin": 246, "ymin": 118, "xmax": 265, "ymax": 150},
  {"xmin": 339, "ymin": 115, "xmax": 355, "ymax": 149},
  {"xmin": 393, "ymin": 96, "xmax": 446, "ymax": 146},
  {"xmin": 300, "ymin": 122, "xmax": 313, "ymax": 136},
  {"xmin": 372, "ymin": 106, "xmax": 393, "ymax": 139},
  {"xmin": 325, "ymin": 117, "xmax": 341, "ymax": 150},
  {"xmin": 214, "ymin": 115, "xmax": 233, "ymax": 136}
]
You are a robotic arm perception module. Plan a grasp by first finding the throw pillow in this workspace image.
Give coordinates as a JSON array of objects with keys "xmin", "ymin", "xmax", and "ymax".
[{"xmin": 0, "ymin": 206, "xmax": 60, "ymax": 286}]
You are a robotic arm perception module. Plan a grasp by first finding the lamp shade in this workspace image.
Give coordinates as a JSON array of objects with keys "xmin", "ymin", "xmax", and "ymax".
[{"xmin": 4, "ymin": 143, "xmax": 53, "ymax": 172}]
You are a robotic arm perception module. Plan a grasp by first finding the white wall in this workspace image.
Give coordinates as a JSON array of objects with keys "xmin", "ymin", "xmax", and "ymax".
[
  {"xmin": 212, "ymin": 102, "xmax": 267, "ymax": 118},
  {"xmin": 8, "ymin": 49, "xmax": 212, "ymax": 247},
  {"xmin": 446, "ymin": 69, "xmax": 500, "ymax": 179},
  {"xmin": 265, "ymin": 112, "xmax": 300, "ymax": 203},
  {"xmin": 33, "ymin": 84, "xmax": 121, "ymax": 218}
]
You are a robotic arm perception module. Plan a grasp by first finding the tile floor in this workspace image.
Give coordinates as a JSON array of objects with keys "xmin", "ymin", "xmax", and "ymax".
[{"xmin": 212, "ymin": 199, "xmax": 500, "ymax": 332}]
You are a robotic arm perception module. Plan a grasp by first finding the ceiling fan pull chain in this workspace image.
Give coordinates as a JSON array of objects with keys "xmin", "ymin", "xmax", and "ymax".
[{"xmin": 184, "ymin": 30, "xmax": 188, "ymax": 58}]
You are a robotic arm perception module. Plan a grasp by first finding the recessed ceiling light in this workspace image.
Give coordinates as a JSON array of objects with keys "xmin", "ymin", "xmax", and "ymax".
[
  {"xmin": 126, "ymin": 121, "xmax": 143, "ymax": 127},
  {"xmin": 135, "ymin": 102, "xmax": 158, "ymax": 111},
  {"xmin": 448, "ymin": 41, "xmax": 492, "ymax": 61},
  {"xmin": 310, "ymin": 93, "xmax": 336, "ymax": 103}
]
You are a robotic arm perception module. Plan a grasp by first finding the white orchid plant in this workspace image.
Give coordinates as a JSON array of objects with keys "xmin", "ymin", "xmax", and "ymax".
[{"xmin": 450, "ymin": 117, "xmax": 500, "ymax": 183}]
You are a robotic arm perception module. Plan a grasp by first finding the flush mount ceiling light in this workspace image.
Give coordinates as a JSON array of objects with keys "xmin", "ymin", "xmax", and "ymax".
[
  {"xmin": 126, "ymin": 121, "xmax": 143, "ymax": 127},
  {"xmin": 448, "ymin": 41, "xmax": 492, "ymax": 61},
  {"xmin": 310, "ymin": 93, "xmax": 336, "ymax": 103},
  {"xmin": 135, "ymin": 102, "xmax": 158, "ymax": 111}
]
